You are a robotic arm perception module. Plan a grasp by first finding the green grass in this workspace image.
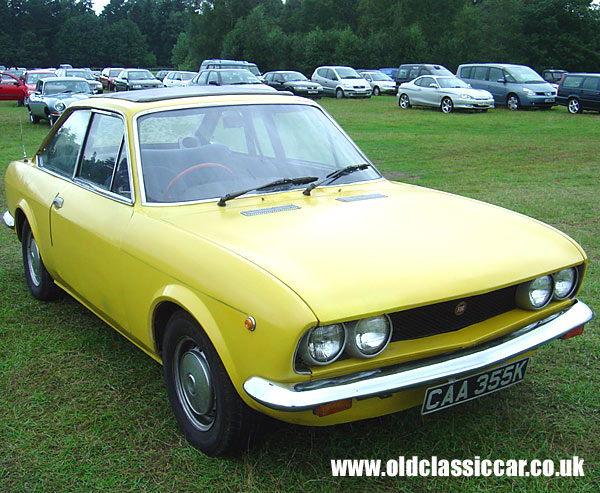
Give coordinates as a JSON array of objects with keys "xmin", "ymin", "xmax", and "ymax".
[{"xmin": 1, "ymin": 99, "xmax": 599, "ymax": 491}]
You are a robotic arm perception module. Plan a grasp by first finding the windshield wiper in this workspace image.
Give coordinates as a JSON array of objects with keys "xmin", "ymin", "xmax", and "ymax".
[
  {"xmin": 303, "ymin": 164, "xmax": 372, "ymax": 196},
  {"xmin": 218, "ymin": 176, "xmax": 318, "ymax": 207}
]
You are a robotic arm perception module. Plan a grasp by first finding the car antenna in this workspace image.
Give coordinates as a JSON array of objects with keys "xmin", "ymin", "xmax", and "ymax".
[{"xmin": 19, "ymin": 115, "xmax": 28, "ymax": 163}]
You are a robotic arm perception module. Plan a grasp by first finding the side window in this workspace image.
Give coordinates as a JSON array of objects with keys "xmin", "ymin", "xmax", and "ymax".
[
  {"xmin": 197, "ymin": 72, "xmax": 209, "ymax": 84},
  {"xmin": 38, "ymin": 110, "xmax": 91, "ymax": 178},
  {"xmin": 460, "ymin": 66, "xmax": 472, "ymax": 78},
  {"xmin": 207, "ymin": 71, "xmax": 218, "ymax": 85},
  {"xmin": 472, "ymin": 67, "xmax": 488, "ymax": 80},
  {"xmin": 488, "ymin": 68, "xmax": 504, "ymax": 82},
  {"xmin": 264, "ymin": 73, "xmax": 272, "ymax": 82},
  {"xmin": 420, "ymin": 77, "xmax": 436, "ymax": 87},
  {"xmin": 504, "ymin": 70, "xmax": 516, "ymax": 83},
  {"xmin": 78, "ymin": 113, "xmax": 125, "ymax": 190},
  {"xmin": 408, "ymin": 68, "xmax": 420, "ymax": 79},
  {"xmin": 582, "ymin": 77, "xmax": 599, "ymax": 90},
  {"xmin": 562, "ymin": 76, "xmax": 583, "ymax": 88}
]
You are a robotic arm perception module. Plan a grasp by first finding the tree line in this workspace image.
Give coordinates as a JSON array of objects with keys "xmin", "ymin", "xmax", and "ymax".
[{"xmin": 1, "ymin": 0, "xmax": 599, "ymax": 75}]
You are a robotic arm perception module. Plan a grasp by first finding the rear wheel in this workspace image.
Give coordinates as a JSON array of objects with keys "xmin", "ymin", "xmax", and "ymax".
[
  {"xmin": 21, "ymin": 221, "xmax": 60, "ymax": 300},
  {"xmin": 567, "ymin": 97, "xmax": 582, "ymax": 114},
  {"xmin": 507, "ymin": 94, "xmax": 520, "ymax": 111},
  {"xmin": 441, "ymin": 97, "xmax": 454, "ymax": 113},
  {"xmin": 28, "ymin": 107, "xmax": 40, "ymax": 124},
  {"xmin": 373, "ymin": 86, "xmax": 380, "ymax": 96},
  {"xmin": 398, "ymin": 93, "xmax": 410, "ymax": 109},
  {"xmin": 162, "ymin": 311, "xmax": 258, "ymax": 456}
]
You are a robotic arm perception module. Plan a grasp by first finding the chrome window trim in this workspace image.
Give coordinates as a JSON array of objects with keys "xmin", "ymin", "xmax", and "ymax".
[
  {"xmin": 132, "ymin": 99, "xmax": 382, "ymax": 207},
  {"xmin": 36, "ymin": 108, "xmax": 134, "ymax": 206}
]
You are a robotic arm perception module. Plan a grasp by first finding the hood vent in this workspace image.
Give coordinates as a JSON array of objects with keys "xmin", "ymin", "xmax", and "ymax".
[
  {"xmin": 241, "ymin": 204, "xmax": 300, "ymax": 216},
  {"xmin": 336, "ymin": 193, "xmax": 387, "ymax": 203}
]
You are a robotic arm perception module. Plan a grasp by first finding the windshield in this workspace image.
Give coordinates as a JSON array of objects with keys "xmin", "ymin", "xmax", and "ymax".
[
  {"xmin": 437, "ymin": 77, "xmax": 470, "ymax": 88},
  {"xmin": 506, "ymin": 66, "xmax": 545, "ymax": 83},
  {"xmin": 66, "ymin": 70, "xmax": 94, "ymax": 80},
  {"xmin": 129, "ymin": 70, "xmax": 155, "ymax": 80},
  {"xmin": 137, "ymin": 104, "xmax": 379, "ymax": 204},
  {"xmin": 336, "ymin": 67, "xmax": 361, "ymax": 79},
  {"xmin": 282, "ymin": 72, "xmax": 307, "ymax": 82},
  {"xmin": 109, "ymin": 68, "xmax": 123, "ymax": 77},
  {"xmin": 220, "ymin": 70, "xmax": 261, "ymax": 84},
  {"xmin": 26, "ymin": 72, "xmax": 57, "ymax": 84},
  {"xmin": 44, "ymin": 80, "xmax": 91, "ymax": 95},
  {"xmin": 368, "ymin": 72, "xmax": 393, "ymax": 81}
]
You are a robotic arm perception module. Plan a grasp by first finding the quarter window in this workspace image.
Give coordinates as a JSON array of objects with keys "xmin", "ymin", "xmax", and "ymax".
[
  {"xmin": 38, "ymin": 110, "xmax": 91, "ymax": 178},
  {"xmin": 582, "ymin": 77, "xmax": 599, "ymax": 90}
]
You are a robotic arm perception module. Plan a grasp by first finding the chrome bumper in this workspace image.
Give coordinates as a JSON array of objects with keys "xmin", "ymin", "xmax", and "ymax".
[
  {"xmin": 2, "ymin": 210, "xmax": 15, "ymax": 229},
  {"xmin": 244, "ymin": 301, "xmax": 593, "ymax": 411}
]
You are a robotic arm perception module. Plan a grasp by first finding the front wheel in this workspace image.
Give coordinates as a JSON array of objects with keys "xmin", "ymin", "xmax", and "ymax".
[
  {"xmin": 162, "ymin": 311, "xmax": 257, "ymax": 456},
  {"xmin": 507, "ymin": 94, "xmax": 520, "ymax": 111},
  {"xmin": 567, "ymin": 97, "xmax": 581, "ymax": 114},
  {"xmin": 336, "ymin": 88, "xmax": 344, "ymax": 99},
  {"xmin": 21, "ymin": 221, "xmax": 60, "ymax": 300},
  {"xmin": 398, "ymin": 93, "xmax": 410, "ymax": 109},
  {"xmin": 441, "ymin": 97, "xmax": 454, "ymax": 114}
]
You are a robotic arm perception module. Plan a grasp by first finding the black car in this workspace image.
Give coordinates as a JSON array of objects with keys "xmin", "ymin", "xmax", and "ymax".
[
  {"xmin": 542, "ymin": 69, "xmax": 567, "ymax": 84},
  {"xmin": 263, "ymin": 71, "xmax": 323, "ymax": 98},
  {"xmin": 556, "ymin": 73, "xmax": 600, "ymax": 114},
  {"xmin": 395, "ymin": 63, "xmax": 452, "ymax": 89},
  {"xmin": 114, "ymin": 69, "xmax": 162, "ymax": 91}
]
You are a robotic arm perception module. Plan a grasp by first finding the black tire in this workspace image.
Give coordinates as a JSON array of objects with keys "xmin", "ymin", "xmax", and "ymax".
[
  {"xmin": 21, "ymin": 221, "xmax": 60, "ymax": 301},
  {"xmin": 162, "ymin": 311, "xmax": 257, "ymax": 456},
  {"xmin": 441, "ymin": 97, "xmax": 454, "ymax": 114},
  {"xmin": 28, "ymin": 107, "xmax": 40, "ymax": 124},
  {"xmin": 398, "ymin": 93, "xmax": 410, "ymax": 109},
  {"xmin": 567, "ymin": 97, "xmax": 582, "ymax": 114},
  {"xmin": 336, "ymin": 88, "xmax": 344, "ymax": 99},
  {"xmin": 373, "ymin": 86, "xmax": 380, "ymax": 96},
  {"xmin": 507, "ymin": 94, "xmax": 520, "ymax": 111}
]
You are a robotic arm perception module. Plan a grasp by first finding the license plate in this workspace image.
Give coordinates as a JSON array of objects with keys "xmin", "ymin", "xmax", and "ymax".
[
  {"xmin": 308, "ymin": 90, "xmax": 317, "ymax": 94},
  {"xmin": 421, "ymin": 358, "xmax": 529, "ymax": 415},
  {"xmin": 545, "ymin": 98, "xmax": 553, "ymax": 102}
]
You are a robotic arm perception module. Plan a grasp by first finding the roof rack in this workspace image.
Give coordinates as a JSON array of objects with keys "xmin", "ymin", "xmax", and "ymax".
[{"xmin": 98, "ymin": 85, "xmax": 285, "ymax": 103}]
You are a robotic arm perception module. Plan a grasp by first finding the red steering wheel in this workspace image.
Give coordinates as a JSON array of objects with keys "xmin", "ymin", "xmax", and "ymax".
[{"xmin": 165, "ymin": 163, "xmax": 235, "ymax": 198}]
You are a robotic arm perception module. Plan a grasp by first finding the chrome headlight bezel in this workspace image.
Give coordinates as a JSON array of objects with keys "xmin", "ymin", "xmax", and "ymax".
[
  {"xmin": 345, "ymin": 315, "xmax": 393, "ymax": 359},
  {"xmin": 553, "ymin": 268, "xmax": 578, "ymax": 301},
  {"xmin": 516, "ymin": 275, "xmax": 554, "ymax": 310},
  {"xmin": 299, "ymin": 323, "xmax": 346, "ymax": 366},
  {"xmin": 54, "ymin": 102, "xmax": 66, "ymax": 112}
]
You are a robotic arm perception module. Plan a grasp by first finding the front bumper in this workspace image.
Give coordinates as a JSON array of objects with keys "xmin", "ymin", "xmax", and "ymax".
[
  {"xmin": 244, "ymin": 300, "xmax": 592, "ymax": 412},
  {"xmin": 522, "ymin": 95, "xmax": 556, "ymax": 107},
  {"xmin": 455, "ymin": 98, "xmax": 495, "ymax": 110},
  {"xmin": 2, "ymin": 210, "xmax": 14, "ymax": 229}
]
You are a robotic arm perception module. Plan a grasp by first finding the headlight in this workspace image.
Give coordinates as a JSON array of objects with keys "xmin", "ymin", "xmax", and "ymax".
[
  {"xmin": 300, "ymin": 324, "xmax": 346, "ymax": 365},
  {"xmin": 522, "ymin": 87, "xmax": 535, "ymax": 96},
  {"xmin": 516, "ymin": 275, "xmax": 553, "ymax": 310},
  {"xmin": 346, "ymin": 315, "xmax": 392, "ymax": 358},
  {"xmin": 460, "ymin": 94, "xmax": 474, "ymax": 100},
  {"xmin": 553, "ymin": 268, "xmax": 577, "ymax": 300},
  {"xmin": 55, "ymin": 102, "xmax": 66, "ymax": 112}
]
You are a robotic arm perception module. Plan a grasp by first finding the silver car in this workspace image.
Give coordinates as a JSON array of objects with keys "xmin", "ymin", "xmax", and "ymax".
[
  {"xmin": 398, "ymin": 75, "xmax": 495, "ymax": 113},
  {"xmin": 162, "ymin": 70, "xmax": 198, "ymax": 87},
  {"xmin": 311, "ymin": 66, "xmax": 371, "ymax": 98},
  {"xmin": 358, "ymin": 71, "xmax": 397, "ymax": 96},
  {"xmin": 27, "ymin": 77, "xmax": 92, "ymax": 126}
]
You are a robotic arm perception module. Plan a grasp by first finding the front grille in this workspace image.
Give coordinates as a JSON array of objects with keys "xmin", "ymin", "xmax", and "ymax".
[{"xmin": 389, "ymin": 285, "xmax": 518, "ymax": 342}]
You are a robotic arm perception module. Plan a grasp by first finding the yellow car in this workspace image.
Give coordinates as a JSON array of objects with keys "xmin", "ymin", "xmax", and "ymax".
[{"xmin": 3, "ymin": 86, "xmax": 593, "ymax": 456}]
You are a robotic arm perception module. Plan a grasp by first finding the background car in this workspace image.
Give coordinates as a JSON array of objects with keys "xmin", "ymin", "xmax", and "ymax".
[
  {"xmin": 162, "ymin": 70, "xmax": 199, "ymax": 87},
  {"xmin": 263, "ymin": 70, "xmax": 323, "ymax": 98},
  {"xmin": 398, "ymin": 75, "xmax": 495, "ymax": 113},
  {"xmin": 114, "ymin": 69, "xmax": 162, "ymax": 91},
  {"xmin": 457, "ymin": 63, "xmax": 556, "ymax": 110},
  {"xmin": 311, "ymin": 66, "xmax": 371, "ymax": 98},
  {"xmin": 154, "ymin": 70, "xmax": 170, "ymax": 83},
  {"xmin": 188, "ymin": 69, "xmax": 269, "ymax": 88},
  {"xmin": 22, "ymin": 70, "xmax": 57, "ymax": 103},
  {"xmin": 99, "ymin": 67, "xmax": 125, "ymax": 91},
  {"xmin": 0, "ymin": 72, "xmax": 28, "ymax": 105},
  {"xmin": 27, "ymin": 76, "xmax": 92, "ymax": 125},
  {"xmin": 55, "ymin": 68, "xmax": 103, "ymax": 94},
  {"xmin": 358, "ymin": 70, "xmax": 397, "ymax": 95},
  {"xmin": 542, "ymin": 69, "xmax": 567, "ymax": 84},
  {"xmin": 556, "ymin": 72, "xmax": 600, "ymax": 113},
  {"xmin": 379, "ymin": 67, "xmax": 398, "ymax": 80},
  {"xmin": 395, "ymin": 64, "xmax": 453, "ymax": 89},
  {"xmin": 199, "ymin": 59, "xmax": 262, "ymax": 79}
]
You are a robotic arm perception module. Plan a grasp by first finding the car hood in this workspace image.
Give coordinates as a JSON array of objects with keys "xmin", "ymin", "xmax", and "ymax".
[
  {"xmin": 45, "ymin": 93, "xmax": 92, "ymax": 104},
  {"xmin": 286, "ymin": 81, "xmax": 321, "ymax": 88},
  {"xmin": 157, "ymin": 181, "xmax": 585, "ymax": 322}
]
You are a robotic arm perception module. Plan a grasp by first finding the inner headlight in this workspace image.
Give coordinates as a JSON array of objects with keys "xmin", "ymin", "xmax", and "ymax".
[
  {"xmin": 300, "ymin": 324, "xmax": 346, "ymax": 365},
  {"xmin": 516, "ymin": 275, "xmax": 553, "ymax": 310},
  {"xmin": 346, "ymin": 315, "xmax": 392, "ymax": 358},
  {"xmin": 55, "ymin": 102, "xmax": 66, "ymax": 112},
  {"xmin": 553, "ymin": 268, "xmax": 577, "ymax": 300}
]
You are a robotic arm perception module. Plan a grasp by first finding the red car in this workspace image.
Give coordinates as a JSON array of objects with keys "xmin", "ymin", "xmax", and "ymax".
[
  {"xmin": 22, "ymin": 70, "xmax": 57, "ymax": 101},
  {"xmin": 99, "ymin": 67, "xmax": 125, "ymax": 91},
  {"xmin": 0, "ymin": 72, "xmax": 27, "ymax": 105}
]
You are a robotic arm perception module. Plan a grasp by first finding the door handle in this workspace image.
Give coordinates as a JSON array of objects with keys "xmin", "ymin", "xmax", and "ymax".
[{"xmin": 52, "ymin": 196, "xmax": 64, "ymax": 209}]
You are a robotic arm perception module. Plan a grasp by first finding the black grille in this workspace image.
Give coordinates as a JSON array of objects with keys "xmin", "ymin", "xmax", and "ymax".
[{"xmin": 389, "ymin": 285, "xmax": 518, "ymax": 342}]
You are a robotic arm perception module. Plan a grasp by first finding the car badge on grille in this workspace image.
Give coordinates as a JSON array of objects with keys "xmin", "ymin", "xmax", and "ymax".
[{"xmin": 454, "ymin": 301, "xmax": 468, "ymax": 316}]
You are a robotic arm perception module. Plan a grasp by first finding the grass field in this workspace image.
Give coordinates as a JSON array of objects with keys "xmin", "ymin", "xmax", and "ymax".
[{"xmin": 1, "ymin": 98, "xmax": 598, "ymax": 491}]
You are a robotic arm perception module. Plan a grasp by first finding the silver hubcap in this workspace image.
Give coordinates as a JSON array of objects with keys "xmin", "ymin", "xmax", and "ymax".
[
  {"xmin": 442, "ymin": 99, "xmax": 452, "ymax": 113},
  {"xmin": 336, "ymin": 90, "xmax": 343, "ymax": 99},
  {"xmin": 400, "ymin": 95, "xmax": 409, "ymax": 108},
  {"xmin": 175, "ymin": 340, "xmax": 215, "ymax": 431},
  {"xmin": 26, "ymin": 232, "xmax": 42, "ymax": 287},
  {"xmin": 508, "ymin": 97, "xmax": 518, "ymax": 110},
  {"xmin": 569, "ymin": 100, "xmax": 579, "ymax": 113}
]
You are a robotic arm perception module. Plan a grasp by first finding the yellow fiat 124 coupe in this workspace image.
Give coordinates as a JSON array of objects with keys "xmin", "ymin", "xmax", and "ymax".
[{"xmin": 3, "ymin": 86, "xmax": 593, "ymax": 456}]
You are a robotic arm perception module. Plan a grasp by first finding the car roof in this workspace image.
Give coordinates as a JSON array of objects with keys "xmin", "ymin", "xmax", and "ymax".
[
  {"xmin": 44, "ymin": 76, "xmax": 89, "ymax": 82},
  {"xmin": 458, "ymin": 63, "xmax": 526, "ymax": 68}
]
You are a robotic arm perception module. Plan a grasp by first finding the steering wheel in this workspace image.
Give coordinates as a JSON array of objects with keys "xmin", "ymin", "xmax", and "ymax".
[{"xmin": 165, "ymin": 163, "xmax": 235, "ymax": 199}]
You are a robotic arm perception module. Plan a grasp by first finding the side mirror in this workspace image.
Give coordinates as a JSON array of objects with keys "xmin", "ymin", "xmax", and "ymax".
[
  {"xmin": 331, "ymin": 75, "xmax": 339, "ymax": 81},
  {"xmin": 429, "ymin": 83, "xmax": 438, "ymax": 88},
  {"xmin": 497, "ymin": 78, "xmax": 505, "ymax": 83},
  {"xmin": 209, "ymin": 80, "xmax": 218, "ymax": 86}
]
